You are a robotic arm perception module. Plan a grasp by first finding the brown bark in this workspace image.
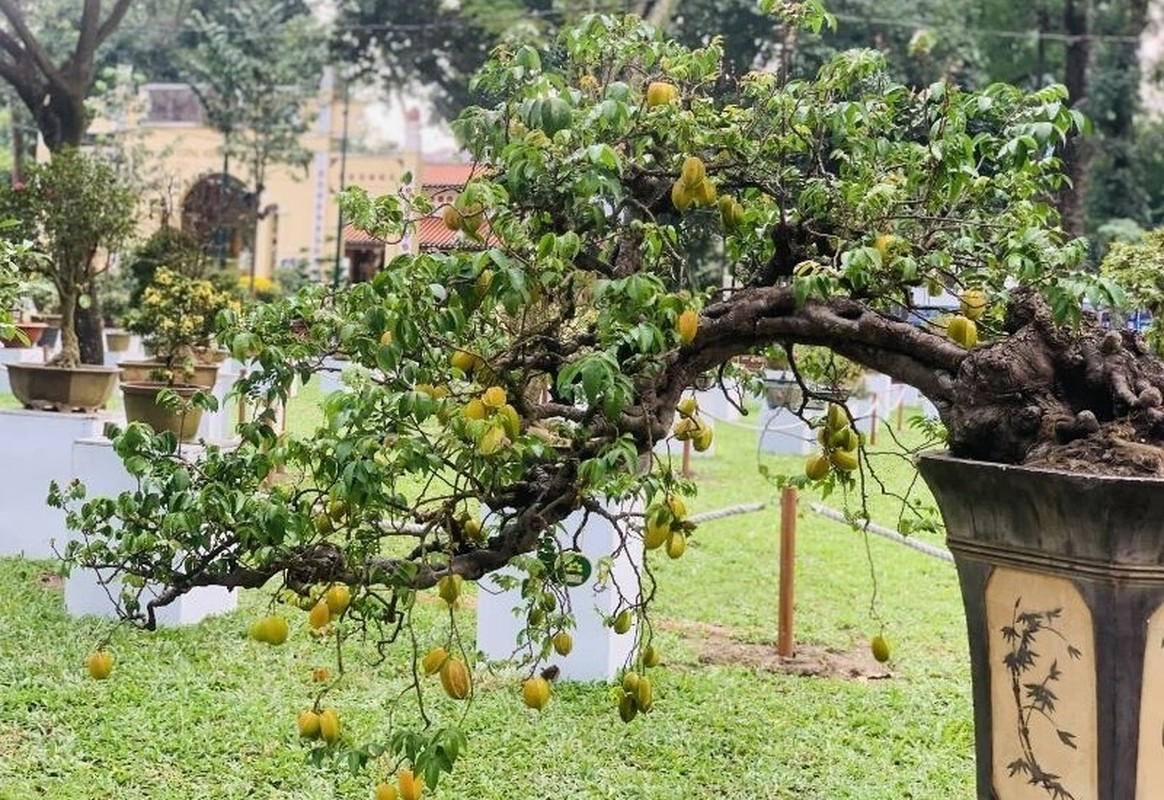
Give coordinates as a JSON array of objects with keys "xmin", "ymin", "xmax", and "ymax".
[
  {"xmin": 1057, "ymin": 0, "xmax": 1092, "ymax": 235},
  {"xmin": 0, "ymin": 0, "xmax": 133, "ymax": 150},
  {"xmin": 53, "ymin": 284, "xmax": 80, "ymax": 367},
  {"xmin": 76, "ymin": 277, "xmax": 105, "ymax": 365}
]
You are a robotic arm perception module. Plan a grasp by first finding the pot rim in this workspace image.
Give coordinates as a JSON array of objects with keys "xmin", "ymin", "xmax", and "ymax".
[
  {"xmin": 919, "ymin": 449, "xmax": 1164, "ymax": 487},
  {"xmin": 1, "ymin": 362, "xmax": 119, "ymax": 374}
]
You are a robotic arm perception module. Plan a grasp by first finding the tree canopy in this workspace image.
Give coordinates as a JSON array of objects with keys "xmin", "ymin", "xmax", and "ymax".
[
  {"xmin": 0, "ymin": 0, "xmax": 131, "ymax": 151},
  {"xmin": 57, "ymin": 6, "xmax": 1164, "ymax": 793},
  {"xmin": 180, "ymin": 0, "xmax": 326, "ymax": 276}
]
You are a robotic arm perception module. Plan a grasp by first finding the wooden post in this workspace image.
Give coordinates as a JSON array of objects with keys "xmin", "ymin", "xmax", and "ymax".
[
  {"xmin": 896, "ymin": 398, "xmax": 905, "ymax": 431},
  {"xmin": 236, "ymin": 367, "xmax": 248, "ymax": 426},
  {"xmin": 868, "ymin": 394, "xmax": 878, "ymax": 446},
  {"xmin": 681, "ymin": 438, "xmax": 692, "ymax": 478},
  {"xmin": 777, "ymin": 485, "xmax": 797, "ymax": 657}
]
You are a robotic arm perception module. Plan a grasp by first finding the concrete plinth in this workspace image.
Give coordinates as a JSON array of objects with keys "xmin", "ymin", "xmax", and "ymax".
[
  {"xmin": 0, "ymin": 409, "xmax": 106, "ymax": 557},
  {"xmin": 196, "ymin": 367, "xmax": 240, "ymax": 441},
  {"xmin": 758, "ymin": 406, "xmax": 813, "ymax": 455},
  {"xmin": 850, "ymin": 396, "xmax": 879, "ymax": 438},
  {"xmin": 693, "ymin": 380, "xmax": 743, "ymax": 423},
  {"xmin": 894, "ymin": 382, "xmax": 921, "ymax": 408},
  {"xmin": 476, "ymin": 505, "xmax": 641, "ymax": 682},
  {"xmin": 64, "ymin": 437, "xmax": 237, "ymax": 624},
  {"xmin": 317, "ymin": 357, "xmax": 357, "ymax": 395},
  {"xmin": 64, "ymin": 566, "xmax": 236, "ymax": 626},
  {"xmin": 861, "ymin": 373, "xmax": 894, "ymax": 418}
]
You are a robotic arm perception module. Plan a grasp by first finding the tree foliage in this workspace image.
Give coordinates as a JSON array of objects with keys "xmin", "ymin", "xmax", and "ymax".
[
  {"xmin": 0, "ymin": 149, "xmax": 135, "ymax": 366},
  {"xmin": 183, "ymin": 0, "xmax": 325, "ymax": 190},
  {"xmin": 55, "ymin": 8, "xmax": 1157, "ymax": 792},
  {"xmin": 181, "ymin": 0, "xmax": 326, "ymax": 283}
]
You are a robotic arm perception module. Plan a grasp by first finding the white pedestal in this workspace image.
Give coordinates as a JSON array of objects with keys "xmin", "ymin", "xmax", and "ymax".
[
  {"xmin": 65, "ymin": 566, "xmax": 236, "ymax": 626},
  {"xmin": 0, "ymin": 347, "xmax": 46, "ymax": 394},
  {"xmin": 64, "ymin": 437, "xmax": 238, "ymax": 624},
  {"xmin": 0, "ymin": 409, "xmax": 106, "ymax": 557},
  {"xmin": 758, "ymin": 406, "xmax": 813, "ymax": 455},
  {"xmin": 317, "ymin": 357, "xmax": 356, "ymax": 395},
  {"xmin": 693, "ymin": 379, "xmax": 742, "ymax": 423},
  {"xmin": 861, "ymin": 373, "xmax": 894, "ymax": 418},
  {"xmin": 850, "ymin": 396, "xmax": 878, "ymax": 438},
  {"xmin": 197, "ymin": 367, "xmax": 240, "ymax": 440},
  {"xmin": 894, "ymin": 382, "xmax": 920, "ymax": 408},
  {"xmin": 476, "ymin": 505, "xmax": 641, "ymax": 682}
]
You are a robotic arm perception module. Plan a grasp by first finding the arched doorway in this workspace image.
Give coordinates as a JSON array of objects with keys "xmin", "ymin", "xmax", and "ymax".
[{"xmin": 180, "ymin": 173, "xmax": 254, "ymax": 266}]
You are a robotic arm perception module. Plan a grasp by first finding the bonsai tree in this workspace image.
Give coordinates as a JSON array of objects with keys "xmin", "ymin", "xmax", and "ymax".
[
  {"xmin": 122, "ymin": 267, "xmax": 239, "ymax": 380},
  {"xmin": 122, "ymin": 225, "xmax": 212, "ymax": 305},
  {"xmin": 54, "ymin": 5, "xmax": 1157, "ymax": 792},
  {"xmin": 0, "ymin": 149, "xmax": 136, "ymax": 367}
]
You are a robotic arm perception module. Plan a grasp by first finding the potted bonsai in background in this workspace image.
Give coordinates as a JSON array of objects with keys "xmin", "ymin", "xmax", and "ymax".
[
  {"xmin": 0, "ymin": 150, "xmax": 136, "ymax": 410},
  {"xmin": 124, "ymin": 225, "xmax": 210, "ymax": 307},
  {"xmin": 96, "ymin": 268, "xmax": 135, "ymax": 354},
  {"xmin": 119, "ymin": 267, "xmax": 238, "ymax": 439},
  {"xmin": 53, "ymin": 9, "xmax": 1164, "ymax": 799}
]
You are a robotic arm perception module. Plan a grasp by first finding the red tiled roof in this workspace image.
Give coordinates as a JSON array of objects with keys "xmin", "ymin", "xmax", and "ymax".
[
  {"xmin": 421, "ymin": 162, "xmax": 477, "ymax": 189},
  {"xmin": 415, "ymin": 216, "xmax": 493, "ymax": 252},
  {"xmin": 342, "ymin": 224, "xmax": 385, "ymax": 247}
]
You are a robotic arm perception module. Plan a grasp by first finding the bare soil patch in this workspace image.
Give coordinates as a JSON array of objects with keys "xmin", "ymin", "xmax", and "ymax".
[
  {"xmin": 37, "ymin": 571, "xmax": 62, "ymax": 590},
  {"xmin": 659, "ymin": 619, "xmax": 893, "ymax": 681}
]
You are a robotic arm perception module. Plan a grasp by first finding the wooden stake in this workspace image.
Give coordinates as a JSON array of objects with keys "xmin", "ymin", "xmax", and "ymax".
[
  {"xmin": 869, "ymin": 394, "xmax": 878, "ymax": 446},
  {"xmin": 237, "ymin": 367, "xmax": 248, "ymax": 426},
  {"xmin": 896, "ymin": 399, "xmax": 905, "ymax": 431},
  {"xmin": 681, "ymin": 438, "xmax": 692, "ymax": 478},
  {"xmin": 778, "ymin": 485, "xmax": 797, "ymax": 657}
]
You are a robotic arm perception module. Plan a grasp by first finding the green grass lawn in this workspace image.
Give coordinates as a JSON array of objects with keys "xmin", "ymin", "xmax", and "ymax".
[{"xmin": 0, "ymin": 385, "xmax": 974, "ymax": 799}]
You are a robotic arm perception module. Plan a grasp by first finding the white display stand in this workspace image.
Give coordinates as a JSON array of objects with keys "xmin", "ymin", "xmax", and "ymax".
[
  {"xmin": 758, "ymin": 406, "xmax": 813, "ymax": 455},
  {"xmin": 847, "ymin": 395, "xmax": 878, "ymax": 438},
  {"xmin": 197, "ymin": 365, "xmax": 241, "ymax": 441},
  {"xmin": 0, "ymin": 347, "xmax": 45, "ymax": 394},
  {"xmin": 63, "ymin": 437, "xmax": 237, "ymax": 624},
  {"xmin": 102, "ymin": 328, "xmax": 146, "ymax": 367},
  {"xmin": 317, "ymin": 357, "xmax": 358, "ymax": 395},
  {"xmin": 693, "ymin": 379, "xmax": 743, "ymax": 423},
  {"xmin": 861, "ymin": 373, "xmax": 894, "ymax": 418},
  {"xmin": 0, "ymin": 409, "xmax": 107, "ymax": 557},
  {"xmin": 894, "ymin": 382, "xmax": 921, "ymax": 408},
  {"xmin": 476, "ymin": 505, "xmax": 641, "ymax": 682}
]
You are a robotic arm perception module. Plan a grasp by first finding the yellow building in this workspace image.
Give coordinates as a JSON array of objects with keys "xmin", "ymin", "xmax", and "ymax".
[{"xmin": 110, "ymin": 73, "xmax": 420, "ymax": 283}]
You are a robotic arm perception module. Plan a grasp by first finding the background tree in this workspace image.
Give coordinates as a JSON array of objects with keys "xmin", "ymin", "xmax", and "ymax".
[
  {"xmin": 58, "ymin": 8, "xmax": 1161, "ymax": 792},
  {"xmin": 98, "ymin": 0, "xmax": 309, "ymax": 83},
  {"xmin": 181, "ymin": 0, "xmax": 326, "ymax": 285},
  {"xmin": 0, "ymin": 0, "xmax": 134, "ymax": 364},
  {"xmin": 0, "ymin": 0, "xmax": 131, "ymax": 151}
]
